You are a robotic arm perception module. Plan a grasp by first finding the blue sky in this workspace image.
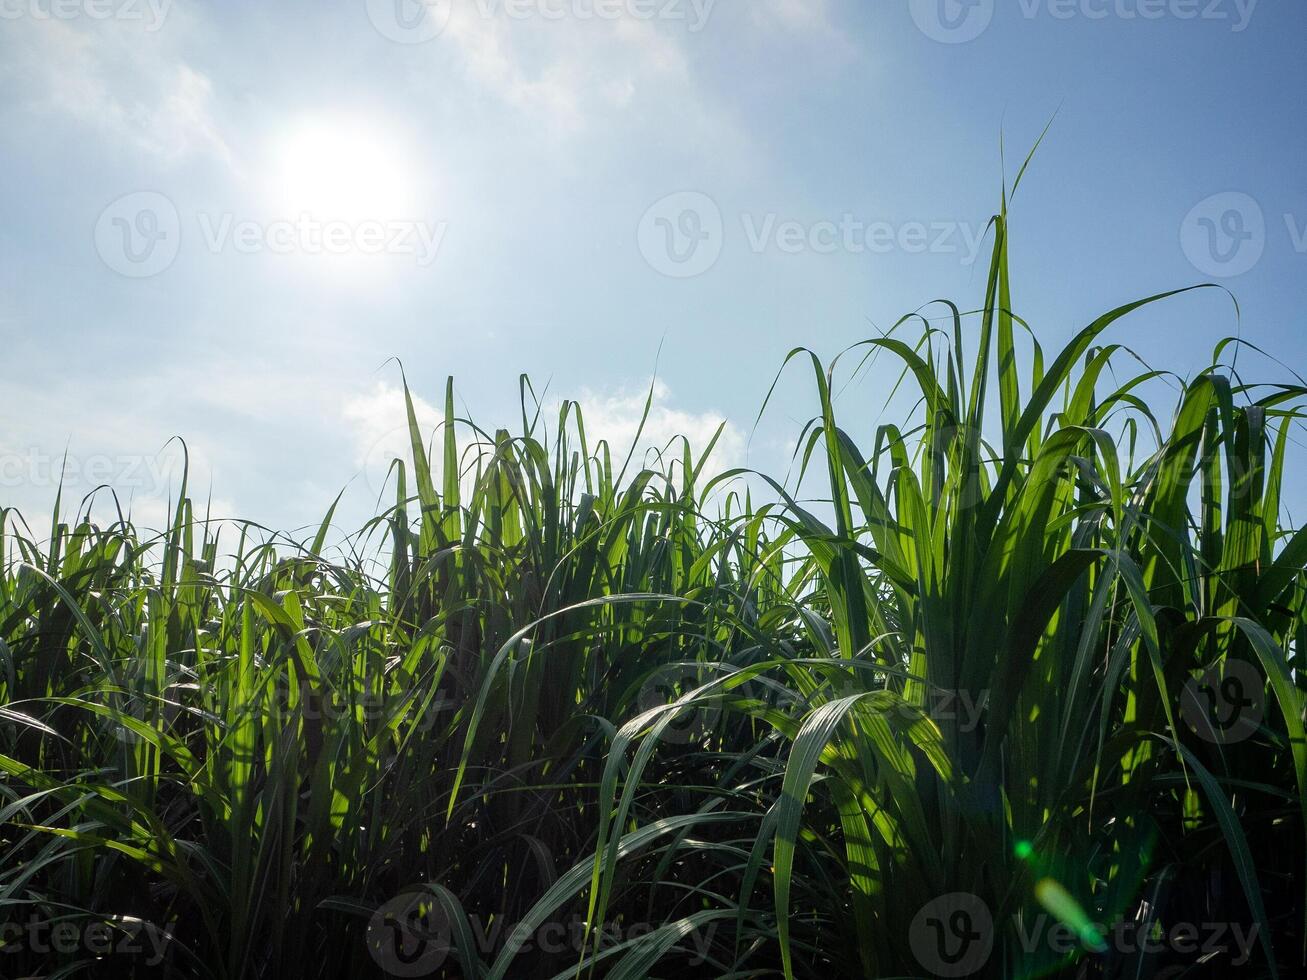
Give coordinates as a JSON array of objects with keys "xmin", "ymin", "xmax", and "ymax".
[{"xmin": 2, "ymin": 0, "xmax": 1304, "ymax": 534}]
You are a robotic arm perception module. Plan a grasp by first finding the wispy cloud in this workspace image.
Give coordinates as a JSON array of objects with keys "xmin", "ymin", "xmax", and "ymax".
[
  {"xmin": 1, "ymin": 15, "xmax": 230, "ymax": 166},
  {"xmin": 440, "ymin": 4, "xmax": 697, "ymax": 137},
  {"xmin": 341, "ymin": 378, "xmax": 744, "ymax": 497},
  {"xmin": 569, "ymin": 379, "xmax": 746, "ymax": 478},
  {"xmin": 343, "ymin": 381, "xmax": 443, "ymax": 492}
]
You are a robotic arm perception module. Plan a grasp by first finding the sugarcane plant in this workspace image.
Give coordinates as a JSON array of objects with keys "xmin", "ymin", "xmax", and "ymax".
[{"xmin": 2, "ymin": 163, "xmax": 1304, "ymax": 979}]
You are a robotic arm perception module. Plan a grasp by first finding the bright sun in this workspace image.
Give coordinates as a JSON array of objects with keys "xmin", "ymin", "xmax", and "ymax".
[{"xmin": 270, "ymin": 115, "xmax": 418, "ymax": 222}]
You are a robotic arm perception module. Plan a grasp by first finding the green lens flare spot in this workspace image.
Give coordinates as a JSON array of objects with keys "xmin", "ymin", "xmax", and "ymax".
[{"xmin": 1034, "ymin": 878, "xmax": 1108, "ymax": 953}]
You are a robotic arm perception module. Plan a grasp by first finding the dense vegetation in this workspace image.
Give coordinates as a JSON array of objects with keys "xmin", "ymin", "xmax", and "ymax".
[{"xmin": 3, "ymin": 182, "xmax": 1305, "ymax": 978}]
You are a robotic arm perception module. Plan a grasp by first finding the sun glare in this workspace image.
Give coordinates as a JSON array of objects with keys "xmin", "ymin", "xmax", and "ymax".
[{"xmin": 270, "ymin": 114, "xmax": 418, "ymax": 222}]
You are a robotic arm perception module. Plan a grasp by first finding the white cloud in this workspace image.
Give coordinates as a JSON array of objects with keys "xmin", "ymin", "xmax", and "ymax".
[
  {"xmin": 441, "ymin": 4, "xmax": 695, "ymax": 136},
  {"xmin": 343, "ymin": 381, "xmax": 444, "ymax": 495},
  {"xmin": 341, "ymin": 379, "xmax": 745, "ymax": 501},
  {"xmin": 122, "ymin": 492, "xmax": 240, "ymax": 534},
  {"xmin": 1, "ymin": 15, "xmax": 230, "ymax": 166},
  {"xmin": 751, "ymin": 0, "xmax": 845, "ymax": 37},
  {"xmin": 571, "ymin": 379, "xmax": 745, "ymax": 479},
  {"xmin": 0, "ymin": 406, "xmax": 232, "ymax": 534}
]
